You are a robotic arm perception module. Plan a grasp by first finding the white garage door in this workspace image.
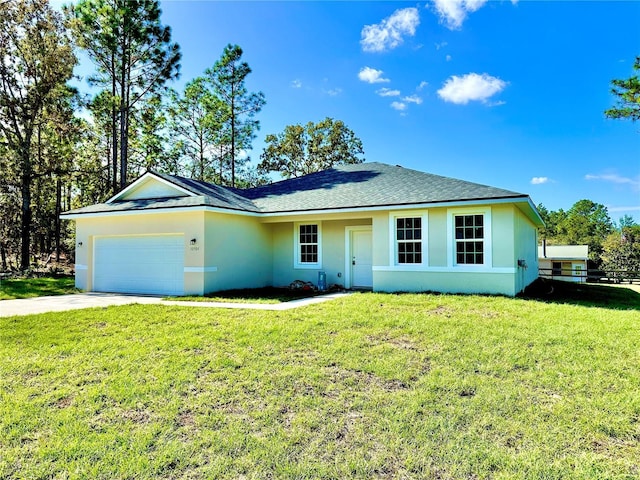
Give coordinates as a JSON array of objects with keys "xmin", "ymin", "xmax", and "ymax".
[{"xmin": 94, "ymin": 235, "xmax": 184, "ymax": 295}]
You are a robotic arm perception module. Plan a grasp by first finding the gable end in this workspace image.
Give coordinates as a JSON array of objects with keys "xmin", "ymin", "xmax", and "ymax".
[{"xmin": 106, "ymin": 173, "xmax": 197, "ymax": 203}]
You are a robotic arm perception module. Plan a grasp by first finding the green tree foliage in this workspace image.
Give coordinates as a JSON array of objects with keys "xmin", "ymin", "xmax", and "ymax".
[
  {"xmin": 601, "ymin": 225, "xmax": 640, "ymax": 279},
  {"xmin": 66, "ymin": 0, "xmax": 181, "ymax": 191},
  {"xmin": 128, "ymin": 94, "xmax": 180, "ymax": 176},
  {"xmin": 0, "ymin": 0, "xmax": 76, "ymax": 270},
  {"xmin": 206, "ymin": 44, "xmax": 265, "ymax": 187},
  {"xmin": 605, "ymin": 56, "xmax": 640, "ymax": 122},
  {"xmin": 167, "ymin": 78, "xmax": 224, "ymax": 182},
  {"xmin": 618, "ymin": 214, "xmax": 637, "ymax": 230},
  {"xmin": 540, "ymin": 200, "xmax": 614, "ymax": 264},
  {"xmin": 259, "ymin": 117, "xmax": 365, "ymax": 179}
]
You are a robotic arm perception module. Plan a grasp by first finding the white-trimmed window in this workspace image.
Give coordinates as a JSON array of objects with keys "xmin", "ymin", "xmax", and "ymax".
[
  {"xmin": 396, "ymin": 217, "xmax": 423, "ymax": 264},
  {"xmin": 447, "ymin": 207, "xmax": 492, "ymax": 267},
  {"xmin": 294, "ymin": 223, "xmax": 322, "ymax": 268},
  {"xmin": 454, "ymin": 214, "xmax": 485, "ymax": 265}
]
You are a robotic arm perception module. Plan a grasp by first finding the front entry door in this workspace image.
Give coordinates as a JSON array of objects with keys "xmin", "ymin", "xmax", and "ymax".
[{"xmin": 351, "ymin": 229, "xmax": 373, "ymax": 288}]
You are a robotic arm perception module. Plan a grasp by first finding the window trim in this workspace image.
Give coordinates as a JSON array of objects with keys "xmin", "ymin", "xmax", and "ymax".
[
  {"xmin": 446, "ymin": 207, "xmax": 492, "ymax": 268},
  {"xmin": 388, "ymin": 211, "xmax": 428, "ymax": 267},
  {"xmin": 293, "ymin": 222, "xmax": 322, "ymax": 269}
]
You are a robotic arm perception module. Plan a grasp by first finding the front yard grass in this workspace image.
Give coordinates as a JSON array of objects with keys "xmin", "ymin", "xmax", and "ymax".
[
  {"xmin": 1, "ymin": 285, "xmax": 639, "ymax": 478},
  {"xmin": 0, "ymin": 276, "xmax": 77, "ymax": 300}
]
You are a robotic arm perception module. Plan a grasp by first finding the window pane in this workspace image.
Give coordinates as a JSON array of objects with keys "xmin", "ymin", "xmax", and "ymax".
[
  {"xmin": 455, "ymin": 216, "xmax": 464, "ymax": 227},
  {"xmin": 475, "ymin": 227, "xmax": 483, "ymax": 239},
  {"xmin": 475, "ymin": 215, "xmax": 483, "ymax": 226},
  {"xmin": 465, "ymin": 215, "xmax": 473, "ymax": 227},
  {"xmin": 396, "ymin": 217, "xmax": 423, "ymax": 264},
  {"xmin": 455, "ymin": 227, "xmax": 464, "ymax": 240},
  {"xmin": 457, "ymin": 253, "xmax": 465, "ymax": 264},
  {"xmin": 299, "ymin": 224, "xmax": 319, "ymax": 263}
]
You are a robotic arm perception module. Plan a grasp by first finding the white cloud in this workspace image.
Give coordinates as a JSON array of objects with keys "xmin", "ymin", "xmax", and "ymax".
[
  {"xmin": 435, "ymin": 41, "xmax": 448, "ymax": 50},
  {"xmin": 376, "ymin": 87, "xmax": 401, "ymax": 97},
  {"xmin": 446, "ymin": 54, "xmax": 452, "ymax": 62},
  {"xmin": 391, "ymin": 101, "xmax": 407, "ymax": 111},
  {"xmin": 326, "ymin": 88, "xmax": 342, "ymax": 96},
  {"xmin": 403, "ymin": 95, "xmax": 423, "ymax": 105},
  {"xmin": 608, "ymin": 206, "xmax": 640, "ymax": 212},
  {"xmin": 531, "ymin": 177, "xmax": 549, "ymax": 185},
  {"xmin": 437, "ymin": 73, "xmax": 507, "ymax": 105},
  {"xmin": 433, "ymin": 0, "xmax": 488, "ymax": 30},
  {"xmin": 361, "ymin": 7, "xmax": 420, "ymax": 52},
  {"xmin": 417, "ymin": 81, "xmax": 429, "ymax": 91},
  {"xmin": 291, "ymin": 79, "xmax": 302, "ymax": 88},
  {"xmin": 358, "ymin": 66, "xmax": 391, "ymax": 84},
  {"xmin": 585, "ymin": 173, "xmax": 640, "ymax": 190}
]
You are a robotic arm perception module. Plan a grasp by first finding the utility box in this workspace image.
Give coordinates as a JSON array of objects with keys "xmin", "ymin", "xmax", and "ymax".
[{"xmin": 317, "ymin": 271, "xmax": 327, "ymax": 291}]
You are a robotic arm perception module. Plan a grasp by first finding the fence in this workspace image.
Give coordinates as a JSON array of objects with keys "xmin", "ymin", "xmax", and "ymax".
[{"xmin": 539, "ymin": 268, "xmax": 640, "ymax": 284}]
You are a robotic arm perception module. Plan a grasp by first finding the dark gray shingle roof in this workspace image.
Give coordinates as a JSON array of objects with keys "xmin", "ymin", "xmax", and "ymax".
[
  {"xmin": 63, "ymin": 162, "xmax": 528, "ymax": 216},
  {"xmin": 241, "ymin": 162, "xmax": 525, "ymax": 212}
]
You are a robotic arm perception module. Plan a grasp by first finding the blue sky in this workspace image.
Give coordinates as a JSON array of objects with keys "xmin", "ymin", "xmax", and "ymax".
[{"xmin": 73, "ymin": 1, "xmax": 640, "ymax": 222}]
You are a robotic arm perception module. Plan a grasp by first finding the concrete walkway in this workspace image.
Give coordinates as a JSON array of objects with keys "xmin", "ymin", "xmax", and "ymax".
[{"xmin": 0, "ymin": 292, "xmax": 351, "ymax": 317}]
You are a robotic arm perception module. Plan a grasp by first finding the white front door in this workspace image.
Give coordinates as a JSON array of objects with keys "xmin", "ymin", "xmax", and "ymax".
[
  {"xmin": 93, "ymin": 234, "xmax": 185, "ymax": 295},
  {"xmin": 351, "ymin": 229, "xmax": 373, "ymax": 288}
]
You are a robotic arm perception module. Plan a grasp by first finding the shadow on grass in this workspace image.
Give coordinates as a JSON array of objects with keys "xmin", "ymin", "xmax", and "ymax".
[
  {"xmin": 518, "ymin": 278, "xmax": 640, "ymax": 310},
  {"xmin": 0, "ymin": 276, "xmax": 77, "ymax": 300},
  {"xmin": 197, "ymin": 286, "xmax": 325, "ymax": 303}
]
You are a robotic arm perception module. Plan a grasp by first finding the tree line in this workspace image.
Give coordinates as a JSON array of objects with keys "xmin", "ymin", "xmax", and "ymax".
[
  {"xmin": 538, "ymin": 200, "xmax": 640, "ymax": 275},
  {"xmin": 0, "ymin": 0, "xmax": 365, "ymax": 271}
]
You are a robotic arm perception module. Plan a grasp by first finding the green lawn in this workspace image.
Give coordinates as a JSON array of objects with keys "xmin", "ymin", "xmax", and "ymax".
[
  {"xmin": 0, "ymin": 276, "xmax": 77, "ymax": 300},
  {"xmin": 1, "ymin": 285, "xmax": 639, "ymax": 479}
]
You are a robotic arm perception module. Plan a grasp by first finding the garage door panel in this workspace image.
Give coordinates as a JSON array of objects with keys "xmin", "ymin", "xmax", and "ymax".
[{"xmin": 94, "ymin": 235, "xmax": 184, "ymax": 295}]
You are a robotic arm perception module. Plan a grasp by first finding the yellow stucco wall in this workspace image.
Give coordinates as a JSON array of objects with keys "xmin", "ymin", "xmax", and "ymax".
[
  {"xmin": 427, "ymin": 209, "xmax": 448, "ymax": 267},
  {"xmin": 373, "ymin": 271, "xmax": 516, "ymax": 296},
  {"xmin": 203, "ymin": 212, "xmax": 272, "ymax": 292},
  {"xmin": 71, "ymin": 200, "xmax": 539, "ymax": 297},
  {"xmin": 514, "ymin": 206, "xmax": 540, "ymax": 292},
  {"xmin": 369, "ymin": 204, "xmax": 538, "ymax": 296},
  {"xmin": 271, "ymin": 218, "xmax": 371, "ymax": 288}
]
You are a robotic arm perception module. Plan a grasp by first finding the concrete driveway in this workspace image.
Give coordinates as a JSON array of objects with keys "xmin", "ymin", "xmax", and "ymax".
[
  {"xmin": 0, "ymin": 292, "xmax": 351, "ymax": 317},
  {"xmin": 0, "ymin": 293, "xmax": 163, "ymax": 317}
]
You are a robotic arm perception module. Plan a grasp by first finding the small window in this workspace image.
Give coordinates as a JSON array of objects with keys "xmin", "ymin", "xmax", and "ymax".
[
  {"xmin": 455, "ymin": 214, "xmax": 484, "ymax": 265},
  {"xmin": 299, "ymin": 224, "xmax": 318, "ymax": 263},
  {"xmin": 396, "ymin": 217, "xmax": 422, "ymax": 264}
]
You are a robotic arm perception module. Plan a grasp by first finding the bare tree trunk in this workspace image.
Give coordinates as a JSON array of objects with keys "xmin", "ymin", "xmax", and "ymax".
[
  {"xmin": 20, "ymin": 161, "xmax": 32, "ymax": 270},
  {"xmin": 0, "ymin": 242, "xmax": 7, "ymax": 271},
  {"xmin": 55, "ymin": 176, "xmax": 61, "ymax": 262},
  {"xmin": 112, "ymin": 51, "xmax": 118, "ymax": 194},
  {"xmin": 119, "ymin": 28, "xmax": 129, "ymax": 190},
  {"xmin": 230, "ymin": 78, "xmax": 236, "ymax": 188}
]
